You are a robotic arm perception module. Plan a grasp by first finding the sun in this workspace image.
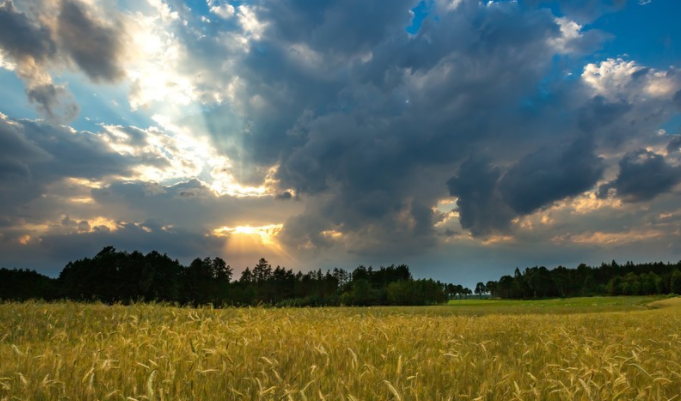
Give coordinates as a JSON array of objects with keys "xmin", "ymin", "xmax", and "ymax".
[
  {"xmin": 232, "ymin": 226, "xmax": 258, "ymax": 235},
  {"xmin": 212, "ymin": 223, "xmax": 296, "ymax": 265},
  {"xmin": 214, "ymin": 224, "xmax": 283, "ymax": 245}
]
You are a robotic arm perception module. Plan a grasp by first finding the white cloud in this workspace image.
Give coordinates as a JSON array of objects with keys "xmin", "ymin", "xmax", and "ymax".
[
  {"xmin": 207, "ymin": 0, "xmax": 235, "ymax": 19},
  {"xmin": 145, "ymin": 0, "xmax": 179, "ymax": 21},
  {"xmin": 582, "ymin": 58, "xmax": 681, "ymax": 102},
  {"xmin": 548, "ymin": 17, "xmax": 583, "ymax": 53},
  {"xmin": 237, "ymin": 5, "xmax": 268, "ymax": 40}
]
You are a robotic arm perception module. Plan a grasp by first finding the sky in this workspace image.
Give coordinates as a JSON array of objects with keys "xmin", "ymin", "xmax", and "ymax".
[{"xmin": 1, "ymin": 0, "xmax": 680, "ymax": 286}]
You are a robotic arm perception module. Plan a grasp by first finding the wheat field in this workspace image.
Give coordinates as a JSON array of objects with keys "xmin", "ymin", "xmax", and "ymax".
[{"xmin": 1, "ymin": 300, "xmax": 680, "ymax": 401}]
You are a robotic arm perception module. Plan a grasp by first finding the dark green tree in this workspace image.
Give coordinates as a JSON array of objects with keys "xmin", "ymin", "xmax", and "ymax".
[{"xmin": 475, "ymin": 282, "xmax": 486, "ymax": 299}]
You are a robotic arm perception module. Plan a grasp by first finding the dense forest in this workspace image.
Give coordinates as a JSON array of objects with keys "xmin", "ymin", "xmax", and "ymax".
[
  {"xmin": 2, "ymin": 247, "xmax": 681, "ymax": 305},
  {"xmin": 485, "ymin": 261, "xmax": 681, "ymax": 299}
]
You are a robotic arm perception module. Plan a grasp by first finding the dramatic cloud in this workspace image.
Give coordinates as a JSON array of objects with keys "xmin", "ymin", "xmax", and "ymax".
[
  {"xmin": 0, "ymin": 0, "xmax": 128, "ymax": 122},
  {"xmin": 0, "ymin": 1, "xmax": 55, "ymax": 62},
  {"xmin": 90, "ymin": 179, "xmax": 301, "ymax": 232},
  {"xmin": 56, "ymin": 0, "xmax": 125, "ymax": 83},
  {"xmin": 114, "ymin": 0, "xmax": 679, "ymax": 258},
  {"xmin": 0, "ymin": 114, "xmax": 49, "ymax": 205},
  {"xmin": 0, "ymin": 1, "xmax": 78, "ymax": 122},
  {"xmin": 0, "ymin": 109, "xmax": 303, "ymax": 272},
  {"xmin": 578, "ymin": 59, "xmax": 681, "ymax": 151},
  {"xmin": 0, "ymin": 113, "xmax": 134, "ymax": 220},
  {"xmin": 26, "ymin": 83, "xmax": 80, "ymax": 122},
  {"xmin": 1, "ymin": 0, "xmax": 681, "ymax": 282},
  {"xmin": 260, "ymin": 0, "xmax": 416, "ymax": 56},
  {"xmin": 446, "ymin": 138, "xmax": 605, "ymax": 236},
  {"xmin": 499, "ymin": 138, "xmax": 605, "ymax": 215},
  {"xmin": 598, "ymin": 149, "xmax": 681, "ymax": 202},
  {"xmin": 668, "ymin": 135, "xmax": 681, "ymax": 153},
  {"xmin": 447, "ymin": 157, "xmax": 515, "ymax": 236},
  {"xmin": 275, "ymin": 191, "xmax": 293, "ymax": 200},
  {"xmin": 236, "ymin": 0, "xmax": 603, "ymax": 251}
]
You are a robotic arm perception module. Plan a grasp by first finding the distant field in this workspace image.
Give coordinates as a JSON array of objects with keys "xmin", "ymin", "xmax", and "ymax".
[
  {"xmin": 1, "ymin": 298, "xmax": 680, "ymax": 400},
  {"xmin": 446, "ymin": 296, "xmax": 662, "ymax": 314}
]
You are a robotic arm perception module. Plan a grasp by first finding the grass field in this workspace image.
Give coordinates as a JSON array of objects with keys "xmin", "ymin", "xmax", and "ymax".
[
  {"xmin": 446, "ymin": 296, "xmax": 661, "ymax": 315},
  {"xmin": 1, "ymin": 298, "xmax": 680, "ymax": 400}
]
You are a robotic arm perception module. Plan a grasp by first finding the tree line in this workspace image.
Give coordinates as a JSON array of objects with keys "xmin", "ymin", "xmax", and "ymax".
[
  {"xmin": 0, "ymin": 247, "xmax": 465, "ymax": 306},
  {"xmin": 4, "ymin": 248, "xmax": 681, "ymax": 305},
  {"xmin": 484, "ymin": 260, "xmax": 681, "ymax": 299}
]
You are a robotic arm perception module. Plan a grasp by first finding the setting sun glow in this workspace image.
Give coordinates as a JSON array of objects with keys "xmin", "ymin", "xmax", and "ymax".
[
  {"xmin": 212, "ymin": 224, "xmax": 293, "ymax": 264},
  {"xmin": 213, "ymin": 224, "xmax": 283, "ymax": 246}
]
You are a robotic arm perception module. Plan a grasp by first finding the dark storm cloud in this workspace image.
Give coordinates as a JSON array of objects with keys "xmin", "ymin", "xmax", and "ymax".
[
  {"xmin": 0, "ymin": 116, "xmax": 48, "ymax": 163},
  {"xmin": 280, "ymin": 211, "xmax": 336, "ymax": 251},
  {"xmin": 0, "ymin": 116, "xmax": 54, "ymax": 210},
  {"xmin": 194, "ymin": 0, "xmax": 567, "ymax": 172},
  {"xmin": 0, "ymin": 1, "xmax": 55, "ymax": 62},
  {"xmin": 445, "ymin": 138, "xmax": 605, "ymax": 236},
  {"xmin": 18, "ymin": 120, "xmax": 135, "ymax": 180},
  {"xmin": 0, "ymin": 115, "xmax": 160, "ymax": 221},
  {"xmin": 0, "ymin": 159, "xmax": 31, "ymax": 182},
  {"xmin": 177, "ymin": 0, "xmax": 629, "ymax": 251},
  {"xmin": 56, "ymin": 0, "xmax": 125, "ymax": 83},
  {"xmin": 667, "ymin": 135, "xmax": 681, "ymax": 153},
  {"xmin": 0, "ymin": 117, "xmax": 48, "ymax": 207},
  {"xmin": 26, "ymin": 83, "xmax": 80, "ymax": 123},
  {"xmin": 275, "ymin": 191, "xmax": 293, "ymax": 200},
  {"xmin": 447, "ymin": 157, "xmax": 515, "ymax": 237},
  {"xmin": 578, "ymin": 96, "xmax": 631, "ymax": 134},
  {"xmin": 598, "ymin": 149, "xmax": 681, "ymax": 202},
  {"xmin": 260, "ymin": 0, "xmax": 417, "ymax": 56},
  {"xmin": 275, "ymin": 111, "xmax": 442, "ymax": 255},
  {"xmin": 280, "ymin": 192, "xmax": 438, "ymax": 257},
  {"xmin": 673, "ymin": 89, "xmax": 681, "ymax": 110},
  {"xmin": 90, "ymin": 179, "xmax": 302, "ymax": 231},
  {"xmin": 498, "ymin": 138, "xmax": 605, "ymax": 215}
]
